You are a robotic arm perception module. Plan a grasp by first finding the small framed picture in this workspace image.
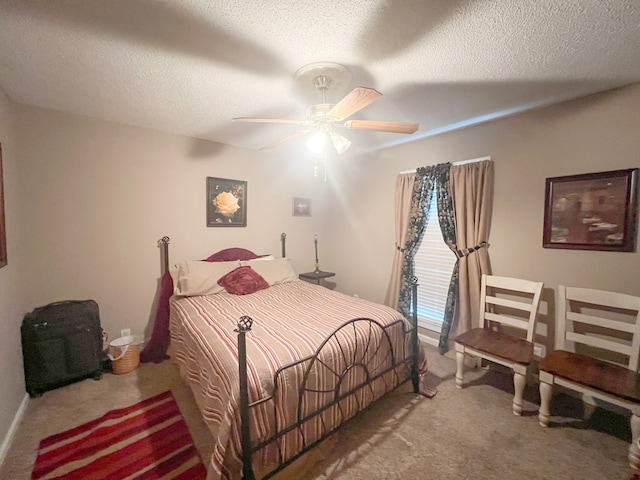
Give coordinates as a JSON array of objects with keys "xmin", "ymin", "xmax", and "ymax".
[
  {"xmin": 206, "ymin": 177, "xmax": 247, "ymax": 227},
  {"xmin": 292, "ymin": 197, "xmax": 311, "ymax": 217},
  {"xmin": 543, "ymin": 168, "xmax": 638, "ymax": 251}
]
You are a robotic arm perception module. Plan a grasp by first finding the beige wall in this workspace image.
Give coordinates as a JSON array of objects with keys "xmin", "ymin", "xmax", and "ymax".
[
  {"xmin": 324, "ymin": 84, "xmax": 640, "ymax": 348},
  {"xmin": 0, "ymin": 94, "xmax": 29, "ymax": 459},
  {"xmin": 12, "ymin": 105, "xmax": 333, "ymax": 342}
]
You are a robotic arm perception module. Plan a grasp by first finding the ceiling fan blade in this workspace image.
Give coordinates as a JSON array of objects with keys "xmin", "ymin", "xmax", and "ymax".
[
  {"xmin": 233, "ymin": 117, "xmax": 307, "ymax": 125},
  {"xmin": 328, "ymin": 87, "xmax": 382, "ymax": 121},
  {"xmin": 342, "ymin": 120, "xmax": 419, "ymax": 134},
  {"xmin": 259, "ymin": 129, "xmax": 310, "ymax": 150}
]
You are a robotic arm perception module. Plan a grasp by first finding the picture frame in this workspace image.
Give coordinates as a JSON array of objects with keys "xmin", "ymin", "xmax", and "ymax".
[
  {"xmin": 206, "ymin": 177, "xmax": 247, "ymax": 227},
  {"xmin": 0, "ymin": 143, "xmax": 6, "ymax": 268},
  {"xmin": 543, "ymin": 168, "xmax": 638, "ymax": 252},
  {"xmin": 292, "ymin": 197, "xmax": 311, "ymax": 217}
]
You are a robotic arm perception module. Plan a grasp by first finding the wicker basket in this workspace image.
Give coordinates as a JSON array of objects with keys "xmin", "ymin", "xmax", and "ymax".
[{"xmin": 108, "ymin": 335, "xmax": 141, "ymax": 375}]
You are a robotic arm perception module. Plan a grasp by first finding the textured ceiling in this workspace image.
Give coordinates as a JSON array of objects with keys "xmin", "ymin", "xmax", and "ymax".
[{"xmin": 1, "ymin": 0, "xmax": 639, "ymax": 157}]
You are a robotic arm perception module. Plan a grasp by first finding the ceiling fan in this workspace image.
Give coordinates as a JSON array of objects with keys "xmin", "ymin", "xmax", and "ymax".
[{"xmin": 232, "ymin": 62, "xmax": 419, "ymax": 155}]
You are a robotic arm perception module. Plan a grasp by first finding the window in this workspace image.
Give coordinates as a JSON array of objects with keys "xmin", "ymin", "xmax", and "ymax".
[{"xmin": 414, "ymin": 186, "xmax": 456, "ymax": 332}]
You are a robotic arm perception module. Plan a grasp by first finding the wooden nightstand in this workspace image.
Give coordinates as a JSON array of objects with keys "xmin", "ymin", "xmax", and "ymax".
[{"xmin": 299, "ymin": 271, "xmax": 335, "ymax": 285}]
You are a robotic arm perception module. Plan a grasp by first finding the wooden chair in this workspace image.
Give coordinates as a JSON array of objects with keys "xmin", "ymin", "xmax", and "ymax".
[
  {"xmin": 455, "ymin": 274, "xmax": 544, "ymax": 415},
  {"xmin": 538, "ymin": 285, "xmax": 640, "ymax": 468}
]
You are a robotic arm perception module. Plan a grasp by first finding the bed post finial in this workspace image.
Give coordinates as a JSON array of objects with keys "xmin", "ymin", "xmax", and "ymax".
[
  {"xmin": 235, "ymin": 315, "xmax": 255, "ymax": 480},
  {"xmin": 281, "ymin": 232, "xmax": 286, "ymax": 258},
  {"xmin": 158, "ymin": 236, "xmax": 171, "ymax": 275},
  {"xmin": 235, "ymin": 315, "xmax": 253, "ymax": 333}
]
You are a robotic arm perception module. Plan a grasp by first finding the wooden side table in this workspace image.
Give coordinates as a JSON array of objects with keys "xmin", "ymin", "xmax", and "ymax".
[{"xmin": 299, "ymin": 271, "xmax": 335, "ymax": 285}]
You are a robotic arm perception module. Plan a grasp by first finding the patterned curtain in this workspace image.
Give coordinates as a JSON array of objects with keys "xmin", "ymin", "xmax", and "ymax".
[
  {"xmin": 397, "ymin": 164, "xmax": 450, "ymax": 318},
  {"xmin": 433, "ymin": 166, "xmax": 459, "ymax": 353}
]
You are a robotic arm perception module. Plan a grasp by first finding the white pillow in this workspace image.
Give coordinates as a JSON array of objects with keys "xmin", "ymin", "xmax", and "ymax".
[
  {"xmin": 240, "ymin": 258, "xmax": 297, "ymax": 286},
  {"xmin": 173, "ymin": 260, "xmax": 240, "ymax": 296},
  {"xmin": 169, "ymin": 263, "xmax": 181, "ymax": 289}
]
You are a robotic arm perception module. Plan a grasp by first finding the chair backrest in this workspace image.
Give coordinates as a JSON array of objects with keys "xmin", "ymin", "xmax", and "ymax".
[
  {"xmin": 479, "ymin": 274, "xmax": 544, "ymax": 342},
  {"xmin": 557, "ymin": 285, "xmax": 640, "ymax": 371}
]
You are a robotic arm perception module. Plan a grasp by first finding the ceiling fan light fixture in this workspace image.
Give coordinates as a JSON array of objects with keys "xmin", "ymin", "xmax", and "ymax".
[
  {"xmin": 234, "ymin": 62, "xmax": 419, "ymax": 156},
  {"xmin": 307, "ymin": 131, "xmax": 326, "ymax": 155},
  {"xmin": 331, "ymin": 133, "xmax": 351, "ymax": 154}
]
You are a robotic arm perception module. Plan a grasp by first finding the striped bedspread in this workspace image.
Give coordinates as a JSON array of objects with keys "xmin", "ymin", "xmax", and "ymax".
[{"xmin": 169, "ymin": 279, "xmax": 427, "ymax": 480}]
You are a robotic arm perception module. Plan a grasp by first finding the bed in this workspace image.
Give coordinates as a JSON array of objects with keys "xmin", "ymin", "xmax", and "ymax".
[{"xmin": 154, "ymin": 235, "xmax": 432, "ymax": 480}]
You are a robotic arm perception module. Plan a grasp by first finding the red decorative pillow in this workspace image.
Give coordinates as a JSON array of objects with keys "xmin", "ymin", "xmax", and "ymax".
[
  {"xmin": 206, "ymin": 248, "xmax": 259, "ymax": 262},
  {"xmin": 217, "ymin": 266, "xmax": 269, "ymax": 295}
]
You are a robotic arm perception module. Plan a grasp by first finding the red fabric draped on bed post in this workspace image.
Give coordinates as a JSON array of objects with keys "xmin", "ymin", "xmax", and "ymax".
[
  {"xmin": 140, "ymin": 271, "xmax": 173, "ymax": 363},
  {"xmin": 140, "ymin": 246, "xmax": 261, "ymax": 364}
]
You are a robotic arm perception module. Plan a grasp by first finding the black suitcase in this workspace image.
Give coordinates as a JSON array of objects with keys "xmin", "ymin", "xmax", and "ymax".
[{"xmin": 21, "ymin": 299, "xmax": 103, "ymax": 397}]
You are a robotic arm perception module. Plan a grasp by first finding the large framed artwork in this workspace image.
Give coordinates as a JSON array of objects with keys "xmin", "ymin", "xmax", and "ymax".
[
  {"xmin": 543, "ymin": 168, "xmax": 638, "ymax": 252},
  {"xmin": 206, "ymin": 177, "xmax": 247, "ymax": 227},
  {"xmin": 0, "ymin": 143, "xmax": 6, "ymax": 267}
]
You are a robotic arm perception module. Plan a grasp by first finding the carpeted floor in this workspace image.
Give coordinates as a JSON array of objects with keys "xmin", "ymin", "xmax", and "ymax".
[{"xmin": 0, "ymin": 344, "xmax": 635, "ymax": 480}]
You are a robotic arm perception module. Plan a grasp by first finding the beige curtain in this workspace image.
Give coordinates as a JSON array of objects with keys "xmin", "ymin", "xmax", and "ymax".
[
  {"xmin": 384, "ymin": 173, "xmax": 416, "ymax": 309},
  {"xmin": 450, "ymin": 160, "xmax": 494, "ymax": 337}
]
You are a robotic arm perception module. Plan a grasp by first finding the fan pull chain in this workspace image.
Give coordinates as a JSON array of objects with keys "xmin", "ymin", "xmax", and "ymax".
[
  {"xmin": 312, "ymin": 152, "xmax": 328, "ymax": 181},
  {"xmin": 323, "ymin": 152, "xmax": 327, "ymax": 182}
]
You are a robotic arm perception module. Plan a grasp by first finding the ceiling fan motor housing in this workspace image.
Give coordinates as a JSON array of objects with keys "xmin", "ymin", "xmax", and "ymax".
[{"xmin": 307, "ymin": 104, "xmax": 336, "ymax": 128}]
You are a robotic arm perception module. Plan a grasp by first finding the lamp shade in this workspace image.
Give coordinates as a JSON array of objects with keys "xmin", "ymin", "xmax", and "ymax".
[{"xmin": 331, "ymin": 133, "xmax": 351, "ymax": 154}]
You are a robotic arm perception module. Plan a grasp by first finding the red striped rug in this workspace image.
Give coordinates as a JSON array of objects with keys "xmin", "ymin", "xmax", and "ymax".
[{"xmin": 31, "ymin": 390, "xmax": 207, "ymax": 479}]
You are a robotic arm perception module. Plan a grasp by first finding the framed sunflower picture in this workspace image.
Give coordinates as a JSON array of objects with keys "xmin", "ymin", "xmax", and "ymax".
[{"xmin": 206, "ymin": 177, "xmax": 247, "ymax": 227}]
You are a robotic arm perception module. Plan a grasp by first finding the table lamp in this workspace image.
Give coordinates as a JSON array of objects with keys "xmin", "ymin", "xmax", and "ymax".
[{"xmin": 314, "ymin": 235, "xmax": 321, "ymax": 273}]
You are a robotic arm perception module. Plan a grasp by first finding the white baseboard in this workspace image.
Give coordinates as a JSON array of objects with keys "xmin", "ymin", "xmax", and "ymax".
[
  {"xmin": 0, "ymin": 393, "xmax": 29, "ymax": 468},
  {"xmin": 419, "ymin": 332, "xmax": 438, "ymax": 347}
]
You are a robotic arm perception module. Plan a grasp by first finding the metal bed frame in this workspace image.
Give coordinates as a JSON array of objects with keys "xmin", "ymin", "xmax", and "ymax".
[{"xmin": 159, "ymin": 233, "xmax": 425, "ymax": 480}]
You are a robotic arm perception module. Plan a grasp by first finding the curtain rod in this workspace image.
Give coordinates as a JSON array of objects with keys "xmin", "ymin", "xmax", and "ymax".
[{"xmin": 400, "ymin": 155, "xmax": 492, "ymax": 174}]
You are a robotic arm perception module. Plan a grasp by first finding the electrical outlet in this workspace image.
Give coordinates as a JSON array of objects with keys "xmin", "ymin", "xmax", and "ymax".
[
  {"xmin": 121, "ymin": 328, "xmax": 131, "ymax": 338},
  {"xmin": 533, "ymin": 343, "xmax": 545, "ymax": 358}
]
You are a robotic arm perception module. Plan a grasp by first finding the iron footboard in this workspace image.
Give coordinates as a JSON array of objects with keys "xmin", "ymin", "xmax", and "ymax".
[{"xmin": 235, "ymin": 279, "xmax": 423, "ymax": 480}]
